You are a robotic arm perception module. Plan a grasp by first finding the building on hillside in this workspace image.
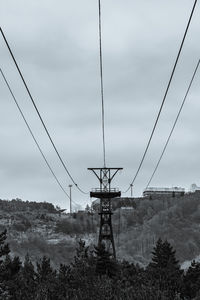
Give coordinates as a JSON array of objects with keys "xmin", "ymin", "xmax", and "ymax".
[
  {"xmin": 143, "ymin": 187, "xmax": 185, "ymax": 197},
  {"xmin": 76, "ymin": 210, "xmax": 85, "ymax": 215},
  {"xmin": 120, "ymin": 206, "xmax": 134, "ymax": 210},
  {"xmin": 190, "ymin": 183, "xmax": 200, "ymax": 193}
]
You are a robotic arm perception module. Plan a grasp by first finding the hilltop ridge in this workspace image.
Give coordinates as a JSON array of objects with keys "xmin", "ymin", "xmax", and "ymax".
[{"xmin": 0, "ymin": 192, "xmax": 200, "ymax": 268}]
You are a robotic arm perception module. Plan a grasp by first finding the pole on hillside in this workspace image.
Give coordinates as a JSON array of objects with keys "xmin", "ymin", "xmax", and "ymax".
[
  {"xmin": 130, "ymin": 184, "xmax": 133, "ymax": 197},
  {"xmin": 69, "ymin": 185, "xmax": 72, "ymax": 215}
]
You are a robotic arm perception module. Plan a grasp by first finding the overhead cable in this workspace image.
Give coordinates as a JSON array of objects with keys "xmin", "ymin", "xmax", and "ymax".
[
  {"xmin": 98, "ymin": 0, "xmax": 106, "ymax": 167},
  {"xmin": 146, "ymin": 59, "xmax": 200, "ymax": 188},
  {"xmin": 0, "ymin": 67, "xmax": 79, "ymax": 207},
  {"xmin": 124, "ymin": 0, "xmax": 197, "ymax": 193},
  {"xmin": 0, "ymin": 27, "xmax": 88, "ymax": 195}
]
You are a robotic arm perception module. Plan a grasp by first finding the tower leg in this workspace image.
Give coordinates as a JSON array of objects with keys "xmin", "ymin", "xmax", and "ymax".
[{"xmin": 98, "ymin": 198, "xmax": 116, "ymax": 259}]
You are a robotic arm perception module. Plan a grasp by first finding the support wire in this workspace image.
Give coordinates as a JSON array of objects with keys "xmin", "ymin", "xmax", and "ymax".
[
  {"xmin": 146, "ymin": 59, "xmax": 200, "ymax": 188},
  {"xmin": 0, "ymin": 27, "xmax": 88, "ymax": 195},
  {"xmin": 124, "ymin": 0, "xmax": 197, "ymax": 193},
  {"xmin": 0, "ymin": 68, "xmax": 79, "ymax": 207},
  {"xmin": 98, "ymin": 0, "xmax": 106, "ymax": 167}
]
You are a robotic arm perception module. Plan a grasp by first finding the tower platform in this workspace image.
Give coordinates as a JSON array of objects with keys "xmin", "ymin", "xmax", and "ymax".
[{"xmin": 90, "ymin": 188, "xmax": 121, "ymax": 199}]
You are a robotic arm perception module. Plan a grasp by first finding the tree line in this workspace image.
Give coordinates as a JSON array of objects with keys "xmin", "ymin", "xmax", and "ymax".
[
  {"xmin": 0, "ymin": 199, "xmax": 57, "ymax": 213},
  {"xmin": 0, "ymin": 230, "xmax": 200, "ymax": 299}
]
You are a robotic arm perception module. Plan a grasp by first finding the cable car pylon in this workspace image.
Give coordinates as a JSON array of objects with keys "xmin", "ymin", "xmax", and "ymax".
[{"xmin": 88, "ymin": 167, "xmax": 122, "ymax": 258}]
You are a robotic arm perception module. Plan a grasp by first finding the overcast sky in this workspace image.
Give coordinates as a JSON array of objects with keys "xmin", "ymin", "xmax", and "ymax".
[{"xmin": 0, "ymin": 0, "xmax": 200, "ymax": 210}]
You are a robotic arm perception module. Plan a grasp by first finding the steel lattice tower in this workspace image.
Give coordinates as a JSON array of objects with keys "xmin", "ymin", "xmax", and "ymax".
[{"xmin": 88, "ymin": 167, "xmax": 122, "ymax": 258}]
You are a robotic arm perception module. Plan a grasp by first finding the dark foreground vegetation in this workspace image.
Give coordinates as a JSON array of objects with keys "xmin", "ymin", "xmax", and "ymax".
[{"xmin": 0, "ymin": 230, "xmax": 200, "ymax": 299}]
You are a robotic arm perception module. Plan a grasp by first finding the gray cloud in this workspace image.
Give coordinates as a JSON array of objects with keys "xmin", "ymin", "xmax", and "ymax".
[{"xmin": 0, "ymin": 0, "xmax": 200, "ymax": 208}]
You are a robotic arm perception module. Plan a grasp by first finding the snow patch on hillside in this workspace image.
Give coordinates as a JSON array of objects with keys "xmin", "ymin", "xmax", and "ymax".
[{"xmin": 181, "ymin": 255, "xmax": 200, "ymax": 270}]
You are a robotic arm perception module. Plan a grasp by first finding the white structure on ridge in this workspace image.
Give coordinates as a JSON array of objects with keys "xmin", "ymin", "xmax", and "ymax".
[
  {"xmin": 143, "ymin": 186, "xmax": 185, "ymax": 197},
  {"xmin": 190, "ymin": 183, "xmax": 200, "ymax": 193}
]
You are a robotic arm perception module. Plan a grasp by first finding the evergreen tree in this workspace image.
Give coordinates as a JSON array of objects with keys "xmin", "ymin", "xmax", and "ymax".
[
  {"xmin": 151, "ymin": 238, "xmax": 179, "ymax": 269},
  {"xmin": 148, "ymin": 238, "xmax": 183, "ymax": 299},
  {"xmin": 85, "ymin": 204, "xmax": 90, "ymax": 213},
  {"xmin": 0, "ymin": 255, "xmax": 22, "ymax": 299},
  {"xmin": 0, "ymin": 230, "xmax": 10, "ymax": 264},
  {"xmin": 72, "ymin": 239, "xmax": 96, "ymax": 273},
  {"xmin": 94, "ymin": 242, "xmax": 118, "ymax": 278},
  {"xmin": 0, "ymin": 231, "xmax": 11, "ymax": 299},
  {"xmin": 35, "ymin": 256, "xmax": 57, "ymax": 300},
  {"xmin": 119, "ymin": 261, "xmax": 145, "ymax": 291},
  {"xmin": 182, "ymin": 260, "xmax": 200, "ymax": 299},
  {"xmin": 75, "ymin": 239, "xmax": 89, "ymax": 260},
  {"xmin": 70, "ymin": 239, "xmax": 95, "ymax": 292},
  {"xmin": 17, "ymin": 254, "xmax": 36, "ymax": 300},
  {"xmin": 57, "ymin": 264, "xmax": 71, "ymax": 300}
]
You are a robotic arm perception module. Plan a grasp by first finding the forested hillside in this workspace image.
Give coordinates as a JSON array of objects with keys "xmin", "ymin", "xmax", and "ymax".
[
  {"xmin": 0, "ymin": 192, "xmax": 200, "ymax": 268},
  {"xmin": 114, "ymin": 192, "xmax": 200, "ymax": 265}
]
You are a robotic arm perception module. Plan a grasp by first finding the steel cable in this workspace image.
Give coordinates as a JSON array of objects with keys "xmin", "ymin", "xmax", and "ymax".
[
  {"xmin": 146, "ymin": 59, "xmax": 200, "ymax": 188},
  {"xmin": 98, "ymin": 0, "xmax": 106, "ymax": 167},
  {"xmin": 0, "ymin": 27, "xmax": 88, "ymax": 195},
  {"xmin": 0, "ymin": 67, "xmax": 80, "ymax": 207},
  {"xmin": 123, "ymin": 0, "xmax": 198, "ymax": 193}
]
